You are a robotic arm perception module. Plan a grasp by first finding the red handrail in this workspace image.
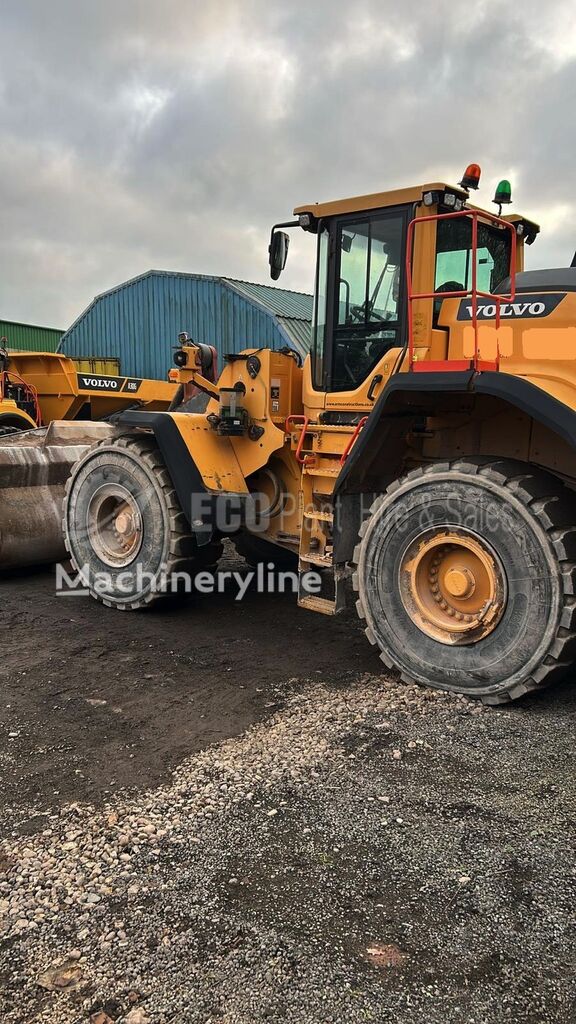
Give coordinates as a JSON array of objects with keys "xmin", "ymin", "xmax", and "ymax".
[
  {"xmin": 285, "ymin": 415, "xmax": 310, "ymax": 464},
  {"xmin": 405, "ymin": 209, "xmax": 517, "ymax": 371},
  {"xmin": 340, "ymin": 416, "xmax": 368, "ymax": 465}
]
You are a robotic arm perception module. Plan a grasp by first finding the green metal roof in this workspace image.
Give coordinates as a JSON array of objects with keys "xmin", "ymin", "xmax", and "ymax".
[{"xmin": 0, "ymin": 318, "xmax": 63, "ymax": 353}]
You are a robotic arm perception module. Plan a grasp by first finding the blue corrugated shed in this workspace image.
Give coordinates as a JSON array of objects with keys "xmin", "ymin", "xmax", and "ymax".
[{"xmin": 59, "ymin": 271, "xmax": 312, "ymax": 380}]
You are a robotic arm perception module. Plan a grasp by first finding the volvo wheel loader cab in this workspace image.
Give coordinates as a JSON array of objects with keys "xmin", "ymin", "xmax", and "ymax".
[{"xmin": 64, "ymin": 165, "xmax": 576, "ymax": 702}]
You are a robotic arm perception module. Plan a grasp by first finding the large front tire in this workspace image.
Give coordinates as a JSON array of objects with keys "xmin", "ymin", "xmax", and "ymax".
[
  {"xmin": 353, "ymin": 459, "xmax": 576, "ymax": 702},
  {"xmin": 63, "ymin": 435, "xmax": 222, "ymax": 609}
]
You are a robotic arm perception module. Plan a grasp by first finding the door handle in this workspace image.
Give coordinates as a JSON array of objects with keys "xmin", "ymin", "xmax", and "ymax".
[{"xmin": 367, "ymin": 374, "xmax": 383, "ymax": 402}]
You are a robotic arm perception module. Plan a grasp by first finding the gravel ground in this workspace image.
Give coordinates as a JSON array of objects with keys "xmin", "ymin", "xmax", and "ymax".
[{"xmin": 1, "ymin": 565, "xmax": 575, "ymax": 1023}]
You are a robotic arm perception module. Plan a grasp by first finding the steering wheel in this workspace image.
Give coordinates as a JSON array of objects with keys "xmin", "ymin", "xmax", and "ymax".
[
  {"xmin": 348, "ymin": 302, "xmax": 367, "ymax": 323},
  {"xmin": 348, "ymin": 302, "xmax": 388, "ymax": 324}
]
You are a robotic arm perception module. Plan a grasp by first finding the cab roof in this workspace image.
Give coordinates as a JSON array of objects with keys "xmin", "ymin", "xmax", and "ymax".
[
  {"xmin": 293, "ymin": 182, "xmax": 468, "ymax": 218},
  {"xmin": 293, "ymin": 183, "xmax": 539, "ymax": 240}
]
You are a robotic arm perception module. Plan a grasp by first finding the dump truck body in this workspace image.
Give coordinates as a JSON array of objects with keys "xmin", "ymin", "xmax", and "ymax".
[{"xmin": 5, "ymin": 351, "xmax": 176, "ymax": 422}]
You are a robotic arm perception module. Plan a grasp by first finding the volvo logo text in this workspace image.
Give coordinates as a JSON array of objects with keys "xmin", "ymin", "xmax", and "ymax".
[{"xmin": 456, "ymin": 292, "xmax": 565, "ymax": 322}]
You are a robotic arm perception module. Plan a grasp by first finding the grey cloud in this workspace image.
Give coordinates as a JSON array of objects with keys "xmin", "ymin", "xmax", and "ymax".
[{"xmin": 0, "ymin": 0, "xmax": 575, "ymax": 327}]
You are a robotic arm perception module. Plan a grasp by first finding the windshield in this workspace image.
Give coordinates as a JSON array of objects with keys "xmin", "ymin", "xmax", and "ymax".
[
  {"xmin": 338, "ymin": 218, "xmax": 403, "ymax": 326},
  {"xmin": 331, "ymin": 212, "xmax": 405, "ymax": 392}
]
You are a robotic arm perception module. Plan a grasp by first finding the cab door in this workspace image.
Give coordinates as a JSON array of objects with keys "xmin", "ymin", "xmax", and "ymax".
[{"xmin": 305, "ymin": 206, "xmax": 410, "ymax": 415}]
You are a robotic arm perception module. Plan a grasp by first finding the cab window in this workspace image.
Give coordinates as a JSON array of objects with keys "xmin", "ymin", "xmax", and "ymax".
[
  {"xmin": 435, "ymin": 218, "xmax": 511, "ymax": 296},
  {"xmin": 331, "ymin": 212, "xmax": 405, "ymax": 392},
  {"xmin": 311, "ymin": 225, "xmax": 329, "ymax": 389}
]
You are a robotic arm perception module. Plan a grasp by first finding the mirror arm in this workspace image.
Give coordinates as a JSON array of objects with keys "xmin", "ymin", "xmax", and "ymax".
[{"xmin": 268, "ymin": 220, "xmax": 300, "ymax": 253}]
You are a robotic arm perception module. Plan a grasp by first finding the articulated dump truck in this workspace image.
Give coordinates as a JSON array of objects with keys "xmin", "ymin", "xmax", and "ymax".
[
  {"xmin": 25, "ymin": 165, "xmax": 576, "ymax": 702},
  {"xmin": 0, "ymin": 349, "xmax": 177, "ymax": 569}
]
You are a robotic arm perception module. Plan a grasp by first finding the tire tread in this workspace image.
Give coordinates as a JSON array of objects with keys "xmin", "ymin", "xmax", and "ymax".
[
  {"xmin": 63, "ymin": 433, "xmax": 222, "ymax": 609},
  {"xmin": 352, "ymin": 457, "xmax": 576, "ymax": 703}
]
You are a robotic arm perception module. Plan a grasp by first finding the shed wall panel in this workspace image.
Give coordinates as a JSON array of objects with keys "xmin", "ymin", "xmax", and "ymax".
[{"xmin": 60, "ymin": 273, "xmax": 311, "ymax": 380}]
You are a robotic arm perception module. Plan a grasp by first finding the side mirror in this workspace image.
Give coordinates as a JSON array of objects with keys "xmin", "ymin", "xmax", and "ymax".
[{"xmin": 269, "ymin": 230, "xmax": 289, "ymax": 280}]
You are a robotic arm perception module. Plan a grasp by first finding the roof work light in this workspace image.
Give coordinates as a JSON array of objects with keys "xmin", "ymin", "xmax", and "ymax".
[{"xmin": 422, "ymin": 188, "xmax": 465, "ymax": 211}]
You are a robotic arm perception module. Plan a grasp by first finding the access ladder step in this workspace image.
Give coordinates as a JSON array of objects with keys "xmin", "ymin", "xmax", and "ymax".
[
  {"xmin": 300, "ymin": 551, "xmax": 333, "ymax": 568},
  {"xmin": 303, "ymin": 510, "xmax": 334, "ymax": 523},
  {"xmin": 301, "ymin": 466, "xmax": 340, "ymax": 478},
  {"xmin": 298, "ymin": 594, "xmax": 340, "ymax": 616}
]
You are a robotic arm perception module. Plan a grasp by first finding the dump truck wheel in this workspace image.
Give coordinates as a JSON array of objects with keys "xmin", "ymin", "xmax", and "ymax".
[
  {"xmin": 0, "ymin": 420, "xmax": 29, "ymax": 435},
  {"xmin": 231, "ymin": 531, "xmax": 298, "ymax": 569},
  {"xmin": 63, "ymin": 435, "xmax": 222, "ymax": 610},
  {"xmin": 353, "ymin": 459, "xmax": 576, "ymax": 703}
]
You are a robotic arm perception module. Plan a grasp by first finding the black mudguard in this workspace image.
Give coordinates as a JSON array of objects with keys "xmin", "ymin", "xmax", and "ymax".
[{"xmin": 333, "ymin": 369, "xmax": 576, "ymax": 562}]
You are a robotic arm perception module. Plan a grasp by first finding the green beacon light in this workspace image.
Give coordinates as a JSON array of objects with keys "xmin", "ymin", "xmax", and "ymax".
[{"xmin": 493, "ymin": 179, "xmax": 512, "ymax": 216}]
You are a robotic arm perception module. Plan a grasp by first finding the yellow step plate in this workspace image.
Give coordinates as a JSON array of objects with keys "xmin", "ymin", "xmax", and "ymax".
[{"xmin": 298, "ymin": 595, "xmax": 338, "ymax": 615}]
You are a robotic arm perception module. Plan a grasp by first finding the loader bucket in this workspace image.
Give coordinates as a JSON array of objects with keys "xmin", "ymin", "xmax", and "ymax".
[{"xmin": 0, "ymin": 421, "xmax": 116, "ymax": 570}]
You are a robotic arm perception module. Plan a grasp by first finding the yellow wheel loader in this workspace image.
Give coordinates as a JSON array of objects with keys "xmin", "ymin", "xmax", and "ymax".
[
  {"xmin": 0, "ymin": 348, "xmax": 177, "ymax": 570},
  {"xmin": 63, "ymin": 165, "xmax": 576, "ymax": 703}
]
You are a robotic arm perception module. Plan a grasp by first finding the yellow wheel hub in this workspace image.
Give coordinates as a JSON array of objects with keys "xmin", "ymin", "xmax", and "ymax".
[{"xmin": 399, "ymin": 529, "xmax": 506, "ymax": 646}]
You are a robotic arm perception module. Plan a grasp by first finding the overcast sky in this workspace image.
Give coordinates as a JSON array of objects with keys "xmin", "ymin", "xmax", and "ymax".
[{"xmin": 1, "ymin": 0, "xmax": 575, "ymax": 329}]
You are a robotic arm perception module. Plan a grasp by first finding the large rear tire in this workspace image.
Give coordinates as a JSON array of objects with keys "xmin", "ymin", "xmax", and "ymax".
[
  {"xmin": 63, "ymin": 435, "xmax": 222, "ymax": 609},
  {"xmin": 353, "ymin": 459, "xmax": 576, "ymax": 703}
]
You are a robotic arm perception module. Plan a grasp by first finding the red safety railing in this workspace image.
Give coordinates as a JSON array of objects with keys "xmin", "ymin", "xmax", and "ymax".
[
  {"xmin": 405, "ymin": 209, "xmax": 517, "ymax": 373},
  {"xmin": 340, "ymin": 416, "xmax": 368, "ymax": 464},
  {"xmin": 285, "ymin": 414, "xmax": 310, "ymax": 464}
]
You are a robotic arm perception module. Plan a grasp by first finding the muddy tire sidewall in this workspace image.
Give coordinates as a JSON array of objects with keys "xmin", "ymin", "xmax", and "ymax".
[
  {"xmin": 357, "ymin": 470, "xmax": 562, "ymax": 697},
  {"xmin": 65, "ymin": 446, "xmax": 171, "ymax": 607}
]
